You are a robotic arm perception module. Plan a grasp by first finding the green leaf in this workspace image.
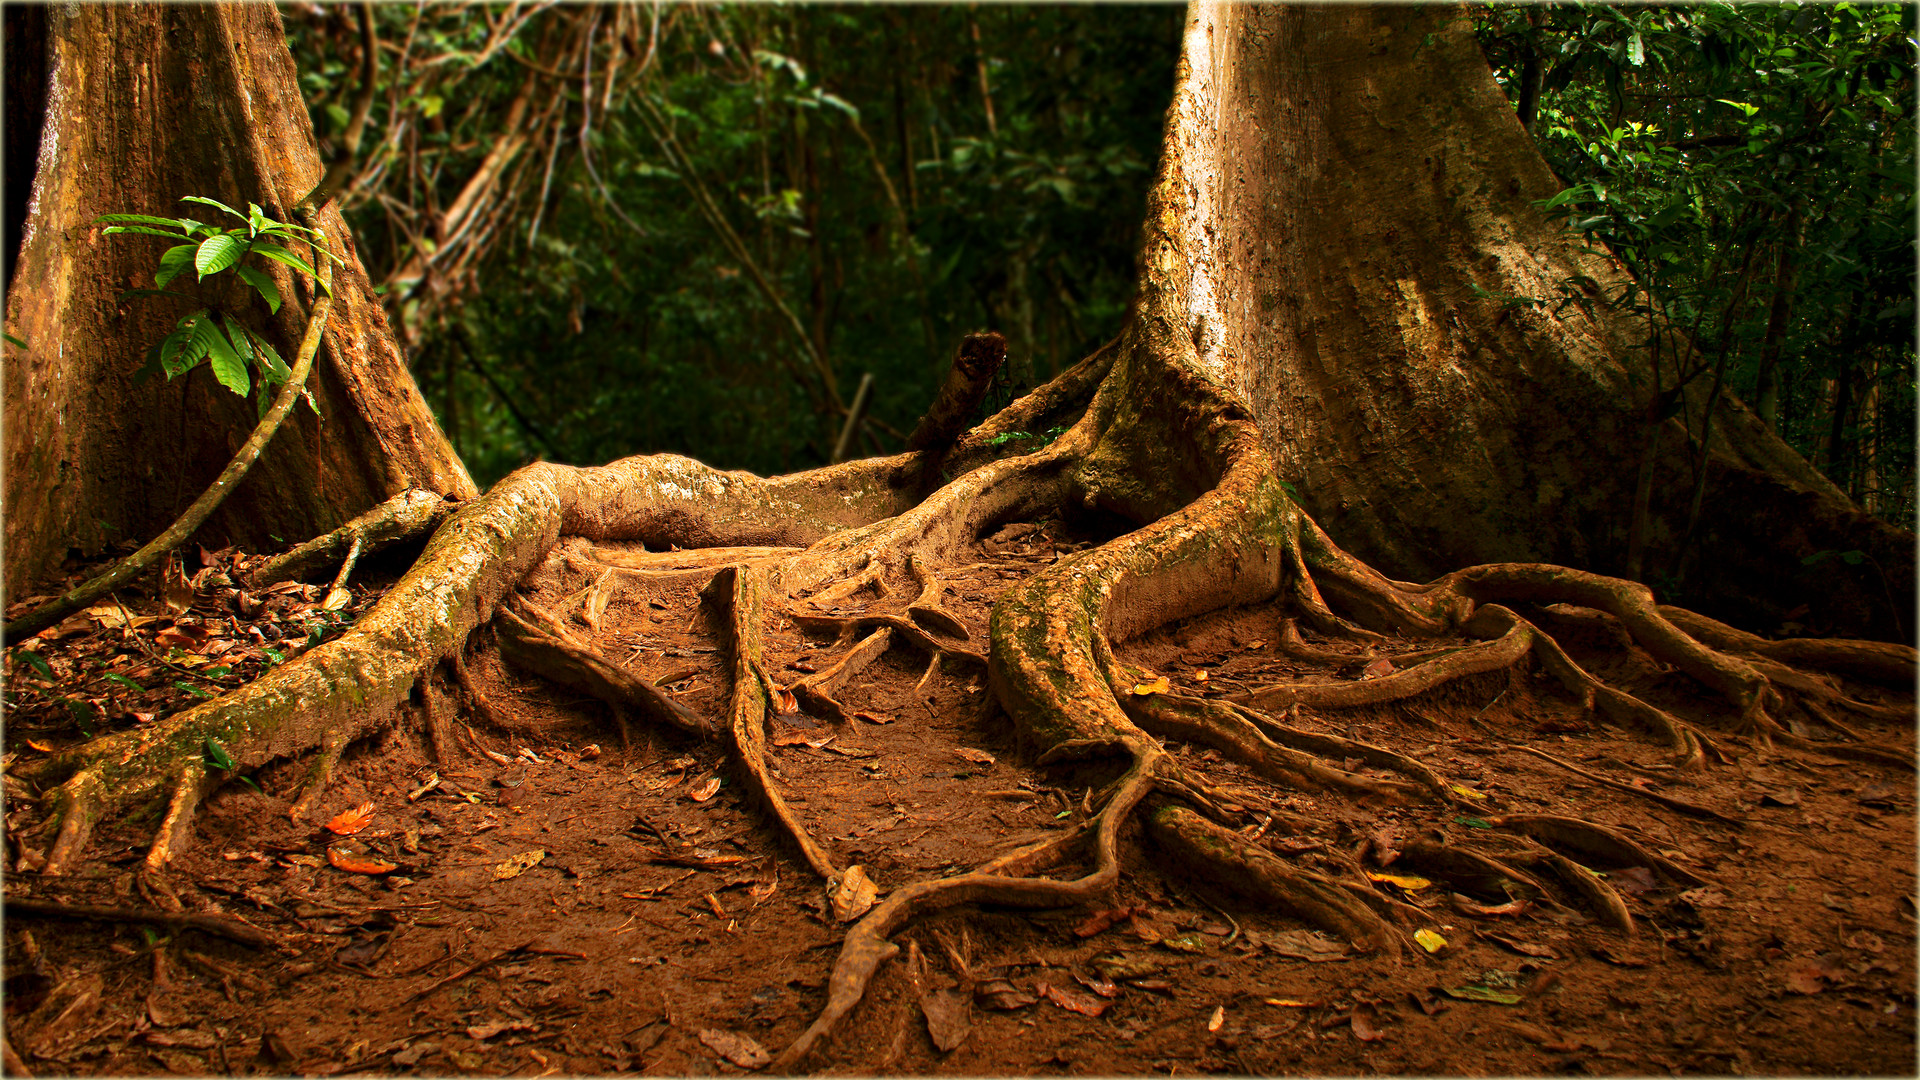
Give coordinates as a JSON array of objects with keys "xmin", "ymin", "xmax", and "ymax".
[
  {"xmin": 203, "ymin": 665, "xmax": 232, "ymax": 677},
  {"xmin": 194, "ymin": 232, "xmax": 247, "ymax": 279},
  {"xmin": 234, "ymin": 264, "xmax": 282, "ymax": 314},
  {"xmin": 249, "ymin": 241, "xmax": 320, "ymax": 284},
  {"xmin": 176, "ymin": 681, "xmax": 212, "ymax": 699},
  {"xmin": 103, "ymin": 225, "xmax": 195, "ymax": 240},
  {"xmin": 197, "ymin": 318, "xmax": 250, "ymax": 397},
  {"xmin": 95, "ymin": 213, "xmax": 193, "ymax": 230},
  {"xmin": 155, "ymin": 244, "xmax": 198, "ymax": 288},
  {"xmin": 247, "ymin": 330, "xmax": 293, "ymax": 384},
  {"xmin": 203, "ymin": 737, "xmax": 237, "ymax": 769},
  {"xmin": 179, "ymin": 195, "xmax": 245, "ymax": 221},
  {"xmin": 15, "ymin": 650, "xmax": 52, "ymax": 680},
  {"xmin": 3, "ymin": 333, "xmax": 25, "ymax": 349},
  {"xmin": 158, "ymin": 322, "xmax": 198, "ymax": 378},
  {"xmin": 103, "ymin": 672, "xmax": 145, "ymax": 691}
]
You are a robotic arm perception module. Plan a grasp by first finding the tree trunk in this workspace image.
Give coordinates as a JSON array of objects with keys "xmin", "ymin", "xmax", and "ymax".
[
  {"xmin": 2, "ymin": 2, "xmax": 472, "ymax": 603},
  {"xmin": 1154, "ymin": 2, "xmax": 1907, "ymax": 639}
]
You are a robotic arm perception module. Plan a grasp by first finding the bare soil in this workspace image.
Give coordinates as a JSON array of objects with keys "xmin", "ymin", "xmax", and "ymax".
[{"xmin": 5, "ymin": 525, "xmax": 1915, "ymax": 1076}]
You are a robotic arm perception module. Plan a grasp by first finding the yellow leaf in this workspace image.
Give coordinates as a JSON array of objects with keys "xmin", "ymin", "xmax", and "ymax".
[
  {"xmin": 1451, "ymin": 784, "xmax": 1488, "ymax": 800},
  {"xmin": 1414, "ymin": 929, "xmax": 1448, "ymax": 953},
  {"xmin": 1366, "ymin": 871, "xmax": 1433, "ymax": 891},
  {"xmin": 829, "ymin": 865, "xmax": 879, "ymax": 922},
  {"xmin": 1130, "ymin": 676, "xmax": 1171, "ymax": 696},
  {"xmin": 493, "ymin": 849, "xmax": 546, "ymax": 880},
  {"xmin": 1263, "ymin": 998, "xmax": 1324, "ymax": 1008}
]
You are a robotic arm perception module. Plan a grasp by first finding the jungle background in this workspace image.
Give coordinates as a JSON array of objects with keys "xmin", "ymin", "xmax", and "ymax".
[{"xmin": 277, "ymin": 1, "xmax": 1913, "ymax": 532}]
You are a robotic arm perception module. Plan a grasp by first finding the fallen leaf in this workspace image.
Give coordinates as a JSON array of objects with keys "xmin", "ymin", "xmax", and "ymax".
[
  {"xmin": 155, "ymin": 623, "xmax": 211, "ymax": 650},
  {"xmin": 829, "ymin": 865, "xmax": 879, "ymax": 922},
  {"xmin": 162, "ymin": 556, "xmax": 195, "ymax": 614},
  {"xmin": 1072, "ymin": 971, "xmax": 1120, "ymax": 998},
  {"xmin": 322, "ymin": 586, "xmax": 352, "ymax": 611},
  {"xmin": 1450, "ymin": 784, "xmax": 1488, "ymax": 801},
  {"xmin": 390, "ymin": 1041, "xmax": 439, "ymax": 1066},
  {"xmin": 142, "ymin": 1028, "xmax": 219, "ymax": 1049},
  {"xmin": 1206, "ymin": 1005, "xmax": 1225, "ymax": 1032},
  {"xmin": 1350, "ymin": 1003, "xmax": 1385, "ymax": 1041},
  {"xmin": 974, "ymin": 979, "xmax": 1038, "ymax": 1010},
  {"xmin": 1130, "ymin": 676, "xmax": 1172, "ymax": 696},
  {"xmin": 467, "ymin": 1019, "xmax": 537, "ymax": 1040},
  {"xmin": 1613, "ymin": 865, "xmax": 1659, "ymax": 896},
  {"xmin": 1414, "ymin": 929, "xmax": 1448, "ymax": 953},
  {"xmin": 921, "ymin": 989, "xmax": 972, "ymax": 1052},
  {"xmin": 21, "ymin": 973, "xmax": 104, "ymax": 1058},
  {"xmin": 953, "ymin": 747, "xmax": 996, "ymax": 766},
  {"xmin": 1451, "ymin": 894, "xmax": 1530, "ymax": 917},
  {"xmin": 853, "ymin": 711, "xmax": 895, "ymax": 725},
  {"xmin": 1266, "ymin": 929, "xmax": 1349, "ymax": 961},
  {"xmin": 689, "ymin": 776, "xmax": 722, "ymax": 802},
  {"xmin": 1264, "ymin": 998, "xmax": 1325, "ymax": 1008},
  {"xmin": 1441, "ymin": 985, "xmax": 1522, "ymax": 1005},
  {"xmin": 1785, "ymin": 960, "xmax": 1840, "ymax": 995},
  {"xmin": 1758, "ymin": 787, "xmax": 1801, "ymax": 807},
  {"xmin": 1073, "ymin": 905, "xmax": 1143, "ymax": 939},
  {"xmin": 327, "ymin": 847, "xmax": 396, "ymax": 875},
  {"xmin": 697, "ymin": 1027, "xmax": 770, "ymax": 1069},
  {"xmin": 481, "ymin": 748, "xmax": 513, "ymax": 765},
  {"xmin": 819, "ymin": 742, "xmax": 878, "ymax": 758},
  {"xmin": 1090, "ymin": 952, "xmax": 1160, "ymax": 981},
  {"xmin": 1481, "ymin": 931, "xmax": 1558, "ymax": 959},
  {"xmin": 493, "ymin": 849, "xmax": 547, "ymax": 880},
  {"xmin": 1360, "ymin": 657, "xmax": 1395, "ymax": 679},
  {"xmin": 1037, "ymin": 980, "xmax": 1111, "ymax": 1017},
  {"xmin": 1160, "ymin": 933, "xmax": 1209, "ymax": 954},
  {"xmin": 1367, "ymin": 871, "xmax": 1432, "ymax": 891},
  {"xmin": 326, "ymin": 801, "xmax": 375, "ymax": 836}
]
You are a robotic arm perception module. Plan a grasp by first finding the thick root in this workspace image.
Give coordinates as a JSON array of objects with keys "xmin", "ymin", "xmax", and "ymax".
[{"xmin": 1145, "ymin": 803, "xmax": 1401, "ymax": 957}]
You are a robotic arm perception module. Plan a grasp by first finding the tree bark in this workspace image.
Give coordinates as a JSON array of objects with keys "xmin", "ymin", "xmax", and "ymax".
[
  {"xmin": 2, "ymin": 2, "xmax": 472, "ymax": 603},
  {"xmin": 1153, "ymin": 2, "xmax": 1909, "ymax": 639}
]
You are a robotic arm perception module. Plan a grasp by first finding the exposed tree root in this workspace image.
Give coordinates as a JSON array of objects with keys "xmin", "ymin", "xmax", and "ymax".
[{"xmin": 8, "ymin": 296, "xmax": 1912, "ymax": 1075}]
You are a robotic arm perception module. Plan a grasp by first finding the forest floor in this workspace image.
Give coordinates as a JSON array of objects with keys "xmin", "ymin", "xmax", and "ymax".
[{"xmin": 4, "ymin": 520, "xmax": 1915, "ymax": 1077}]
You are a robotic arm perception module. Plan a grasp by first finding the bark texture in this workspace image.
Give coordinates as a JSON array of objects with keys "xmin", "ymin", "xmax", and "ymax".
[
  {"xmin": 1158, "ymin": 3, "xmax": 1910, "ymax": 640},
  {"xmin": 2, "ymin": 2, "xmax": 473, "ymax": 603}
]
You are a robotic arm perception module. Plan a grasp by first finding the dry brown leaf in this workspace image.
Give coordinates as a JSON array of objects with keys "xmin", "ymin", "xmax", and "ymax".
[
  {"xmin": 974, "ymin": 979, "xmax": 1037, "ymax": 1010},
  {"xmin": 829, "ymin": 865, "xmax": 879, "ymax": 922},
  {"xmin": 327, "ymin": 848, "xmax": 397, "ymax": 875},
  {"xmin": 1360, "ymin": 656, "xmax": 1395, "ymax": 679},
  {"xmin": 1038, "ymin": 981, "xmax": 1111, "ymax": 1017},
  {"xmin": 162, "ymin": 556, "xmax": 195, "ymax": 615},
  {"xmin": 921, "ymin": 989, "xmax": 972, "ymax": 1052},
  {"xmin": 1072, "ymin": 905, "xmax": 1143, "ymax": 939},
  {"xmin": 852, "ymin": 711, "xmax": 895, "ymax": 725},
  {"xmin": 697, "ymin": 1028, "xmax": 770, "ymax": 1069},
  {"xmin": 953, "ymin": 747, "xmax": 995, "ymax": 766},
  {"xmin": 689, "ymin": 776, "xmax": 722, "ymax": 802},
  {"xmin": 1205, "ymin": 1004, "xmax": 1225, "ymax": 1032}
]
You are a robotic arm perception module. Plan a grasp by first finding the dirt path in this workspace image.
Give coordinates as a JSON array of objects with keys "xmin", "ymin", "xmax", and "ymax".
[{"xmin": 5, "ymin": 525, "xmax": 1914, "ymax": 1075}]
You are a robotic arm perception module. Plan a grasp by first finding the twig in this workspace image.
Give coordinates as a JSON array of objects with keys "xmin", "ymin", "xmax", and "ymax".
[
  {"xmin": 1507, "ymin": 744, "xmax": 1743, "ymax": 827},
  {"xmin": 403, "ymin": 939, "xmax": 533, "ymax": 1004},
  {"xmin": 4, "ymin": 898, "xmax": 278, "ymax": 949}
]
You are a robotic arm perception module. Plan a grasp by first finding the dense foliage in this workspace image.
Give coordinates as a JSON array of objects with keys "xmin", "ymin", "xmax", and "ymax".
[
  {"xmin": 1477, "ymin": 2, "xmax": 1916, "ymax": 527},
  {"xmin": 283, "ymin": 3, "xmax": 1912, "ymax": 535},
  {"xmin": 284, "ymin": 3, "xmax": 1181, "ymax": 486}
]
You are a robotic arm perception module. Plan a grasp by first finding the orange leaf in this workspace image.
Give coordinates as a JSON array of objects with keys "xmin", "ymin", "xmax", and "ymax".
[
  {"xmin": 326, "ymin": 801, "xmax": 375, "ymax": 836},
  {"xmin": 327, "ymin": 847, "xmax": 396, "ymax": 875},
  {"xmin": 690, "ymin": 776, "xmax": 722, "ymax": 802}
]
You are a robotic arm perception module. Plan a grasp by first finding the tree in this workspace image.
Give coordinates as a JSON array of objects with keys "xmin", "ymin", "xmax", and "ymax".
[
  {"xmin": 10, "ymin": 5, "xmax": 1911, "ymax": 1071},
  {"xmin": 2, "ymin": 3, "xmax": 473, "ymax": 603}
]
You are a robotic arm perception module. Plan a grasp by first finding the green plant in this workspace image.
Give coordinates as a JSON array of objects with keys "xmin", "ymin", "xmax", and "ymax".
[{"xmin": 100, "ymin": 196, "xmax": 340, "ymax": 414}]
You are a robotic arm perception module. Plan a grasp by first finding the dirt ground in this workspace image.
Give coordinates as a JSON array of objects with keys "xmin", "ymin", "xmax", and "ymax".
[{"xmin": 4, "ymin": 521, "xmax": 1916, "ymax": 1076}]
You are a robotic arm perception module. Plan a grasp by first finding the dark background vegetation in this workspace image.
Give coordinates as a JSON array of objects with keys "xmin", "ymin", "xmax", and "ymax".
[{"xmin": 281, "ymin": 2, "xmax": 1913, "ymax": 522}]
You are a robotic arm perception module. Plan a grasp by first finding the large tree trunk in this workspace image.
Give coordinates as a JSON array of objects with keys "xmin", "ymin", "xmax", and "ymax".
[
  {"xmin": 1, "ymin": 3, "xmax": 473, "ymax": 603},
  {"xmin": 1159, "ymin": 3, "xmax": 1909, "ymax": 640}
]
